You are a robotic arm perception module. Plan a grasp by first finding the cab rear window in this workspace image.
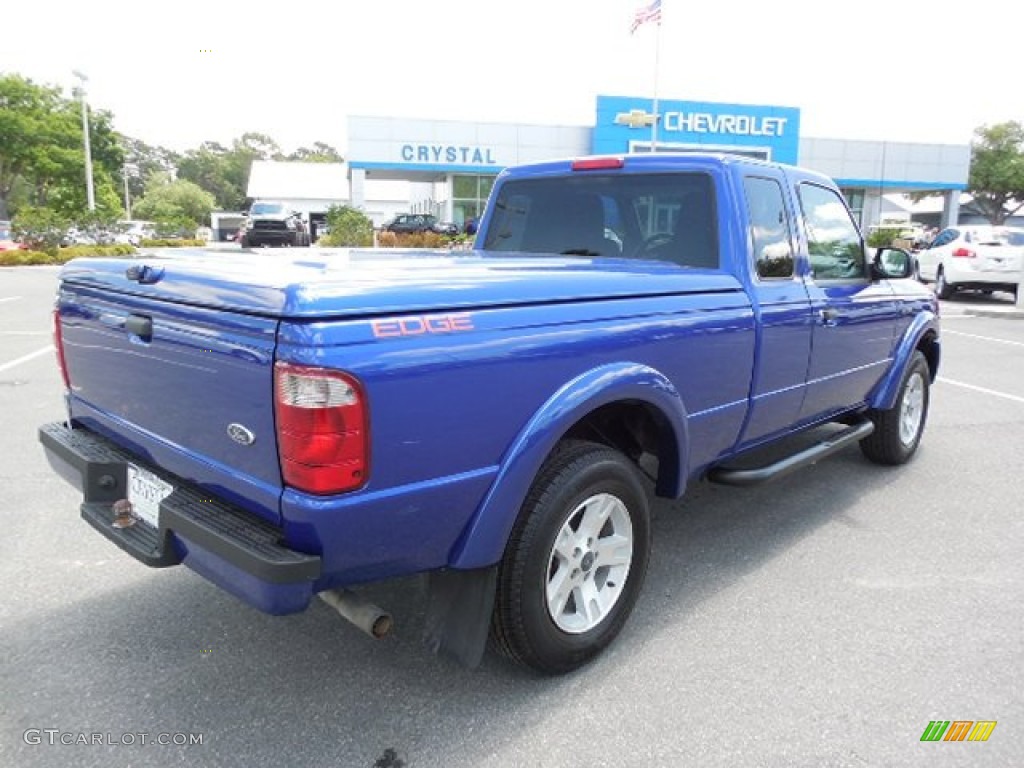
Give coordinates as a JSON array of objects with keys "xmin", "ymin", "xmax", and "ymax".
[{"xmin": 482, "ymin": 173, "xmax": 719, "ymax": 269}]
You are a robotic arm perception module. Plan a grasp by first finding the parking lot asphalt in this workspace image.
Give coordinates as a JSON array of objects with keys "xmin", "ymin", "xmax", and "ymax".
[{"xmin": 1, "ymin": 267, "xmax": 1022, "ymax": 768}]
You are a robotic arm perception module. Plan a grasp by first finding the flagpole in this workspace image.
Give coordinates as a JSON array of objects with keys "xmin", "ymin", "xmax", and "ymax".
[{"xmin": 651, "ymin": 15, "xmax": 661, "ymax": 151}]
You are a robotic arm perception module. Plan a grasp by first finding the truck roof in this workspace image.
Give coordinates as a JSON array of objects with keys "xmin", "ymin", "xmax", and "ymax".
[{"xmin": 497, "ymin": 152, "xmax": 836, "ymax": 188}]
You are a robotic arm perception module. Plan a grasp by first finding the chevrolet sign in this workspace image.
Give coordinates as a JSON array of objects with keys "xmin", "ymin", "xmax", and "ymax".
[{"xmin": 614, "ymin": 109, "xmax": 658, "ymax": 129}]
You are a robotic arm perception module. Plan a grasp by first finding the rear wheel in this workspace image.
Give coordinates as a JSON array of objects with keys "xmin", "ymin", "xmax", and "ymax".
[
  {"xmin": 491, "ymin": 440, "xmax": 651, "ymax": 675},
  {"xmin": 860, "ymin": 351, "xmax": 930, "ymax": 465},
  {"xmin": 935, "ymin": 267, "xmax": 955, "ymax": 299}
]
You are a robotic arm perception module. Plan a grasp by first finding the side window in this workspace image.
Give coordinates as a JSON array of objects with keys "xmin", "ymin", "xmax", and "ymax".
[
  {"xmin": 931, "ymin": 229, "xmax": 956, "ymax": 248},
  {"xmin": 798, "ymin": 182, "xmax": 866, "ymax": 280},
  {"xmin": 743, "ymin": 176, "xmax": 794, "ymax": 279}
]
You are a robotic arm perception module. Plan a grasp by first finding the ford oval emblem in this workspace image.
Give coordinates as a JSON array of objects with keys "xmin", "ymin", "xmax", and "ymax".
[{"xmin": 227, "ymin": 423, "xmax": 255, "ymax": 446}]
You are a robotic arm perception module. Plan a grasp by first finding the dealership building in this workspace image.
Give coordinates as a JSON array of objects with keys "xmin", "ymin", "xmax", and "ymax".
[{"xmin": 241, "ymin": 93, "xmax": 971, "ymax": 235}]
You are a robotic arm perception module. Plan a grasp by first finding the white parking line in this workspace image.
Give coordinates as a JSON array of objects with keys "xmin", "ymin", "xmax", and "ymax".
[
  {"xmin": 939, "ymin": 378, "xmax": 1024, "ymax": 405},
  {"xmin": 944, "ymin": 330, "xmax": 1024, "ymax": 348},
  {"xmin": 0, "ymin": 345, "xmax": 54, "ymax": 373},
  {"xmin": 0, "ymin": 296, "xmax": 23, "ymax": 304}
]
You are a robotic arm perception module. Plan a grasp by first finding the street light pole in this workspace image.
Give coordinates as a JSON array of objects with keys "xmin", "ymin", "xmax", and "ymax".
[
  {"xmin": 72, "ymin": 70, "xmax": 96, "ymax": 212},
  {"xmin": 123, "ymin": 162, "xmax": 136, "ymax": 220}
]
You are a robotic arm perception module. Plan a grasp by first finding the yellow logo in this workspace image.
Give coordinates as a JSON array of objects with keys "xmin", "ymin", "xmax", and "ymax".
[{"xmin": 614, "ymin": 109, "xmax": 658, "ymax": 129}]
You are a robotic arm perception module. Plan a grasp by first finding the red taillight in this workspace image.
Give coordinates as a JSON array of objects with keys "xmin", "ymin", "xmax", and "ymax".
[
  {"xmin": 952, "ymin": 247, "xmax": 975, "ymax": 258},
  {"xmin": 571, "ymin": 156, "xmax": 625, "ymax": 171},
  {"xmin": 52, "ymin": 309, "xmax": 70, "ymax": 389},
  {"xmin": 274, "ymin": 362, "xmax": 369, "ymax": 495}
]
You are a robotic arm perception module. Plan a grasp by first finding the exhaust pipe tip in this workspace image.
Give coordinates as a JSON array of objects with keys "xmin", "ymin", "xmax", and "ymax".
[{"xmin": 318, "ymin": 588, "xmax": 393, "ymax": 639}]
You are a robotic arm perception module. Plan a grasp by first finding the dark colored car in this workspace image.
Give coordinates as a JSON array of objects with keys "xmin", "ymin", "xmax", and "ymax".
[
  {"xmin": 382, "ymin": 213, "xmax": 457, "ymax": 236},
  {"xmin": 241, "ymin": 202, "xmax": 310, "ymax": 248}
]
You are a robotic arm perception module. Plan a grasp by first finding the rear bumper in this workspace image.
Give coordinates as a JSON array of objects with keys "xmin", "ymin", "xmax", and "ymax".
[
  {"xmin": 39, "ymin": 422, "xmax": 320, "ymax": 614},
  {"xmin": 944, "ymin": 262, "xmax": 1020, "ymax": 289}
]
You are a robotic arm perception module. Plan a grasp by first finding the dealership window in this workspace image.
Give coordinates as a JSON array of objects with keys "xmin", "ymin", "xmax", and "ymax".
[
  {"xmin": 840, "ymin": 188, "xmax": 865, "ymax": 226},
  {"xmin": 452, "ymin": 174, "xmax": 496, "ymax": 228}
]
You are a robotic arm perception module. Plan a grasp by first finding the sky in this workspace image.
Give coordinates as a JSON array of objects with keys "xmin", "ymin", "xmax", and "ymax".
[{"xmin": 1, "ymin": 0, "xmax": 1019, "ymax": 155}]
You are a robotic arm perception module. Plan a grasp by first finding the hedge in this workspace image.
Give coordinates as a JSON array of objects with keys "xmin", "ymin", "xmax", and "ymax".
[
  {"xmin": 0, "ymin": 250, "xmax": 56, "ymax": 266},
  {"xmin": 139, "ymin": 238, "xmax": 206, "ymax": 248},
  {"xmin": 0, "ymin": 244, "xmax": 138, "ymax": 266}
]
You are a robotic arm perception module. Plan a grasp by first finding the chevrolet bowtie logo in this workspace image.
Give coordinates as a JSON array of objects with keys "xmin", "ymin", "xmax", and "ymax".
[{"xmin": 614, "ymin": 109, "xmax": 658, "ymax": 129}]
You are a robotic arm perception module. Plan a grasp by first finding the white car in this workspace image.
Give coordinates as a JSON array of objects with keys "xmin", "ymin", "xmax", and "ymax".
[
  {"xmin": 917, "ymin": 225, "xmax": 1023, "ymax": 299},
  {"xmin": 113, "ymin": 221, "xmax": 156, "ymax": 246}
]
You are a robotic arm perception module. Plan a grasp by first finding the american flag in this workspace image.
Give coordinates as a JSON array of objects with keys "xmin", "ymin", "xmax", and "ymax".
[{"xmin": 631, "ymin": 0, "xmax": 662, "ymax": 34}]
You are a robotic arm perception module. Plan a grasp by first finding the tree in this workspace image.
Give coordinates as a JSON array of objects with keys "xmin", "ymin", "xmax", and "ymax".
[
  {"xmin": 0, "ymin": 74, "xmax": 63, "ymax": 219},
  {"xmin": 288, "ymin": 142, "xmax": 343, "ymax": 163},
  {"xmin": 177, "ymin": 133, "xmax": 286, "ymax": 211},
  {"xmin": 117, "ymin": 135, "xmax": 180, "ymax": 207},
  {"xmin": 0, "ymin": 73, "xmax": 124, "ymax": 220},
  {"xmin": 967, "ymin": 122, "xmax": 1024, "ymax": 225},
  {"xmin": 235, "ymin": 132, "xmax": 284, "ymax": 161},
  {"xmin": 133, "ymin": 176, "xmax": 215, "ymax": 228},
  {"xmin": 177, "ymin": 143, "xmax": 242, "ymax": 210}
]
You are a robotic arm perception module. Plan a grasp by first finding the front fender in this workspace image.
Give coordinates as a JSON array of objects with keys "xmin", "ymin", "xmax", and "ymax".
[
  {"xmin": 869, "ymin": 310, "xmax": 940, "ymax": 411},
  {"xmin": 449, "ymin": 362, "xmax": 689, "ymax": 569}
]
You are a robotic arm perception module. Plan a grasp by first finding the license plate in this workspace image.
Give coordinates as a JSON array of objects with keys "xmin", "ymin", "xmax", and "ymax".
[{"xmin": 127, "ymin": 464, "xmax": 174, "ymax": 528}]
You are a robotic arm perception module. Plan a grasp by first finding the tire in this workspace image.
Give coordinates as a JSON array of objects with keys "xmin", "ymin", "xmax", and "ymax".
[
  {"xmin": 860, "ymin": 350, "xmax": 930, "ymax": 465},
  {"xmin": 491, "ymin": 440, "xmax": 651, "ymax": 675},
  {"xmin": 935, "ymin": 267, "xmax": 955, "ymax": 299}
]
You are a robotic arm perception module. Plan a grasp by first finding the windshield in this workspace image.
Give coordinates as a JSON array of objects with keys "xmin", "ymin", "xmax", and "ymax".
[
  {"xmin": 250, "ymin": 203, "xmax": 287, "ymax": 215},
  {"xmin": 482, "ymin": 172, "xmax": 719, "ymax": 268}
]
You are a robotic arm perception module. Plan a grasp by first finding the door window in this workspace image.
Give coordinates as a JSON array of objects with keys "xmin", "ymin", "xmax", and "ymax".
[{"xmin": 798, "ymin": 183, "xmax": 866, "ymax": 280}]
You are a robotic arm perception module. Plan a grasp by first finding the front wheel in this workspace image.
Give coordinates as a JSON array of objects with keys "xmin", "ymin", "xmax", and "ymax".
[
  {"xmin": 491, "ymin": 440, "xmax": 651, "ymax": 675},
  {"xmin": 860, "ymin": 350, "xmax": 930, "ymax": 465}
]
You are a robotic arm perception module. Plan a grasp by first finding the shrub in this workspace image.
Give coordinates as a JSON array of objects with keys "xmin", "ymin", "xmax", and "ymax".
[
  {"xmin": 11, "ymin": 207, "xmax": 71, "ymax": 251},
  {"xmin": 139, "ymin": 238, "xmax": 206, "ymax": 248},
  {"xmin": 867, "ymin": 228, "xmax": 904, "ymax": 248},
  {"xmin": 321, "ymin": 205, "xmax": 374, "ymax": 247},
  {"xmin": 377, "ymin": 231, "xmax": 448, "ymax": 249},
  {"xmin": 57, "ymin": 245, "xmax": 137, "ymax": 260}
]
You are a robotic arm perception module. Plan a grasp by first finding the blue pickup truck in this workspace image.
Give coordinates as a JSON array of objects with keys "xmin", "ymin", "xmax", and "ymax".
[{"xmin": 40, "ymin": 153, "xmax": 939, "ymax": 674}]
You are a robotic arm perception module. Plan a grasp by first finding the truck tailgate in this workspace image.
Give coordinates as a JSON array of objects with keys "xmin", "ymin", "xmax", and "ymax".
[{"xmin": 58, "ymin": 283, "xmax": 282, "ymax": 523}]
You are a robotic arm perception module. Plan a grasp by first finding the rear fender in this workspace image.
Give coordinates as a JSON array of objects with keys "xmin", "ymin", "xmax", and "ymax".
[
  {"xmin": 869, "ymin": 311, "xmax": 940, "ymax": 411},
  {"xmin": 449, "ymin": 362, "xmax": 689, "ymax": 570}
]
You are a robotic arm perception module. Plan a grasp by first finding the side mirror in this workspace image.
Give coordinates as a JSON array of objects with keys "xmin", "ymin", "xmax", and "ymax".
[{"xmin": 872, "ymin": 246, "xmax": 914, "ymax": 280}]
